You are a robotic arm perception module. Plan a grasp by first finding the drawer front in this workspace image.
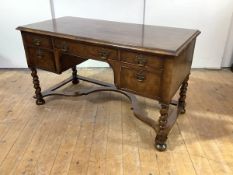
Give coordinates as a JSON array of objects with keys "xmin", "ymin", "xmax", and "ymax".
[
  {"xmin": 23, "ymin": 33, "xmax": 52, "ymax": 48},
  {"xmin": 120, "ymin": 50, "xmax": 163, "ymax": 69},
  {"xmin": 27, "ymin": 47, "xmax": 56, "ymax": 72},
  {"xmin": 120, "ymin": 66, "xmax": 161, "ymax": 99},
  {"xmin": 54, "ymin": 39, "xmax": 118, "ymax": 61}
]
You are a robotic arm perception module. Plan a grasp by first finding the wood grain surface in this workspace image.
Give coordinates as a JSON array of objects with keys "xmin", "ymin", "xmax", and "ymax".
[
  {"xmin": 0, "ymin": 68, "xmax": 232, "ymax": 175},
  {"xmin": 17, "ymin": 16, "xmax": 200, "ymax": 56}
]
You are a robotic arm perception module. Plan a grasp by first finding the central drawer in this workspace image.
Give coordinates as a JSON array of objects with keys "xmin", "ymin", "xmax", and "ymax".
[
  {"xmin": 120, "ymin": 66, "xmax": 161, "ymax": 99},
  {"xmin": 54, "ymin": 38, "xmax": 118, "ymax": 61}
]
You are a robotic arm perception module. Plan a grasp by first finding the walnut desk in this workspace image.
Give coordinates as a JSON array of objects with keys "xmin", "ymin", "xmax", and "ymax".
[{"xmin": 17, "ymin": 17, "xmax": 200, "ymax": 151}]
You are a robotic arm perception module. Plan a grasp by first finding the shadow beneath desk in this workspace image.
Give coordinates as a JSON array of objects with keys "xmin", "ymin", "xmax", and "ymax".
[
  {"xmin": 34, "ymin": 69, "xmax": 233, "ymax": 151},
  {"xmin": 3, "ymin": 68, "xmax": 232, "ymax": 151}
]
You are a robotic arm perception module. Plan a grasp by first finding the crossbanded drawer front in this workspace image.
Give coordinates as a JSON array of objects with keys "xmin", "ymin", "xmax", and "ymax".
[
  {"xmin": 120, "ymin": 66, "xmax": 161, "ymax": 99},
  {"xmin": 120, "ymin": 50, "xmax": 163, "ymax": 69},
  {"xmin": 54, "ymin": 38, "xmax": 118, "ymax": 61},
  {"xmin": 23, "ymin": 33, "xmax": 52, "ymax": 49},
  {"xmin": 27, "ymin": 47, "xmax": 56, "ymax": 72}
]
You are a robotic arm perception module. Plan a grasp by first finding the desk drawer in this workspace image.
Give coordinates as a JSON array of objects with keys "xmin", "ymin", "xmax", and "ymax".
[
  {"xmin": 120, "ymin": 50, "xmax": 163, "ymax": 69},
  {"xmin": 120, "ymin": 66, "xmax": 161, "ymax": 99},
  {"xmin": 23, "ymin": 33, "xmax": 52, "ymax": 49},
  {"xmin": 27, "ymin": 47, "xmax": 56, "ymax": 72},
  {"xmin": 54, "ymin": 39, "xmax": 118, "ymax": 60}
]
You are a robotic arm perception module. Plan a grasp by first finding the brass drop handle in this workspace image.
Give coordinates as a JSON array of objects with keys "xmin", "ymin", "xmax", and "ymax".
[
  {"xmin": 33, "ymin": 38, "xmax": 41, "ymax": 46},
  {"xmin": 135, "ymin": 55, "xmax": 147, "ymax": 66},
  {"xmin": 61, "ymin": 42, "xmax": 69, "ymax": 52},
  {"xmin": 99, "ymin": 49, "xmax": 110, "ymax": 60},
  {"xmin": 36, "ymin": 49, "xmax": 44, "ymax": 59},
  {"xmin": 136, "ymin": 72, "xmax": 146, "ymax": 82}
]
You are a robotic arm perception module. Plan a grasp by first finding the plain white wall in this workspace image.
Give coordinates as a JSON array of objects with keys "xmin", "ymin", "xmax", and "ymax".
[
  {"xmin": 222, "ymin": 13, "xmax": 233, "ymax": 67},
  {"xmin": 0, "ymin": 0, "xmax": 233, "ymax": 68},
  {"xmin": 145, "ymin": 0, "xmax": 233, "ymax": 68},
  {"xmin": 0, "ymin": 0, "xmax": 51, "ymax": 68}
]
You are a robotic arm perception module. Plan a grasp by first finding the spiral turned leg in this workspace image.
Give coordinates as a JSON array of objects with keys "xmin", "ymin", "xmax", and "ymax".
[
  {"xmin": 30, "ymin": 68, "xmax": 45, "ymax": 105},
  {"xmin": 155, "ymin": 104, "xmax": 169, "ymax": 151},
  {"xmin": 72, "ymin": 66, "xmax": 79, "ymax": 84},
  {"xmin": 178, "ymin": 74, "xmax": 190, "ymax": 114}
]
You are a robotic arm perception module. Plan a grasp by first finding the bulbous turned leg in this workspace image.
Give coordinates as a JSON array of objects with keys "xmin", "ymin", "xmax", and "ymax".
[
  {"xmin": 30, "ymin": 68, "xmax": 45, "ymax": 105},
  {"xmin": 72, "ymin": 66, "xmax": 79, "ymax": 84},
  {"xmin": 155, "ymin": 104, "xmax": 169, "ymax": 151},
  {"xmin": 178, "ymin": 74, "xmax": 190, "ymax": 114}
]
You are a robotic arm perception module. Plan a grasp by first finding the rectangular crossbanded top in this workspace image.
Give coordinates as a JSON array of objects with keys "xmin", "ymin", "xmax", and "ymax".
[{"xmin": 17, "ymin": 16, "xmax": 200, "ymax": 56}]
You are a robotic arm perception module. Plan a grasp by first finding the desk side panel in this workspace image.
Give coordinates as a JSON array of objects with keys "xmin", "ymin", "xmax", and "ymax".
[
  {"xmin": 159, "ymin": 56, "xmax": 174, "ymax": 104},
  {"xmin": 169, "ymin": 39, "xmax": 196, "ymax": 99}
]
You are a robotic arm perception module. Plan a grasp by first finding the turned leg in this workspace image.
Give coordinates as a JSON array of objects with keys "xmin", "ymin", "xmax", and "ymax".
[
  {"xmin": 30, "ymin": 68, "xmax": 45, "ymax": 105},
  {"xmin": 72, "ymin": 66, "xmax": 79, "ymax": 84},
  {"xmin": 155, "ymin": 104, "xmax": 169, "ymax": 151},
  {"xmin": 178, "ymin": 74, "xmax": 190, "ymax": 114}
]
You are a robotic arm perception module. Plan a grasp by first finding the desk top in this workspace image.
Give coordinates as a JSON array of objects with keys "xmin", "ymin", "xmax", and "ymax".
[{"xmin": 17, "ymin": 16, "xmax": 200, "ymax": 56}]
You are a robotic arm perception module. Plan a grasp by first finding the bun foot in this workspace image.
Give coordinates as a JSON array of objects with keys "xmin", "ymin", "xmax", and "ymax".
[
  {"xmin": 180, "ymin": 108, "xmax": 186, "ymax": 114},
  {"xmin": 72, "ymin": 79, "xmax": 79, "ymax": 85},
  {"xmin": 36, "ymin": 99, "xmax": 45, "ymax": 105},
  {"xmin": 155, "ymin": 143, "xmax": 167, "ymax": 151}
]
